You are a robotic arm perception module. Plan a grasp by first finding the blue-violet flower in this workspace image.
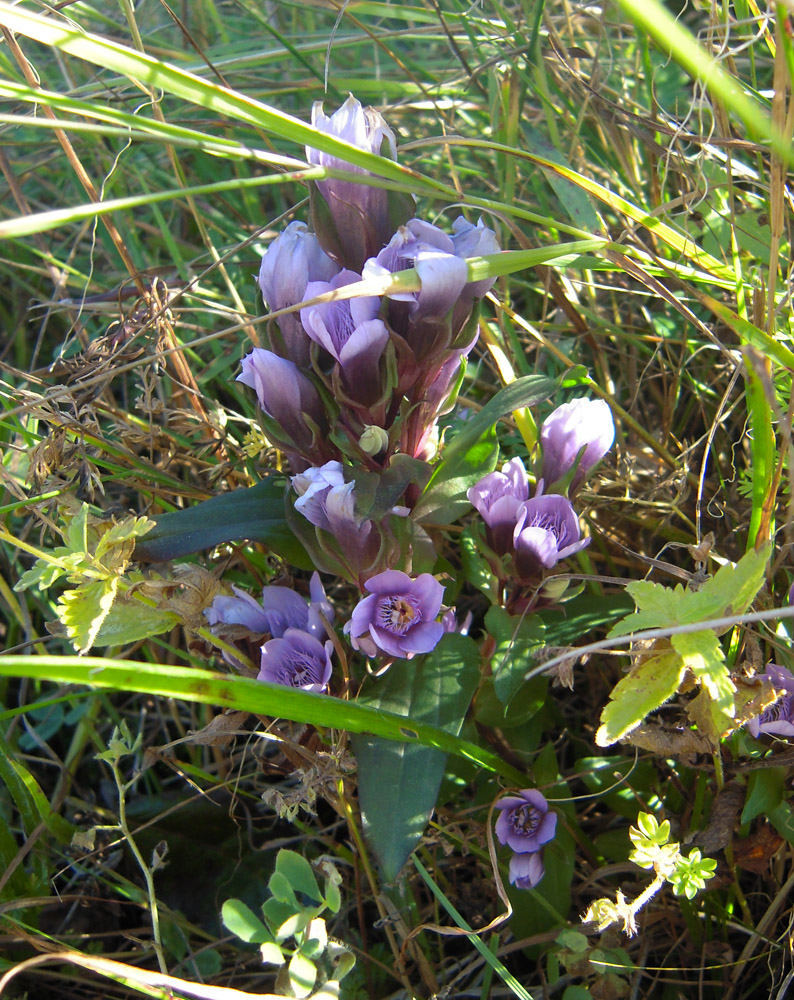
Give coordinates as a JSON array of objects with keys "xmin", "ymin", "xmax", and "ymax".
[
  {"xmin": 508, "ymin": 851, "xmax": 545, "ymax": 890},
  {"xmin": 495, "ymin": 789, "xmax": 557, "ymax": 854},
  {"xmin": 513, "ymin": 494, "xmax": 589, "ymax": 579},
  {"xmin": 258, "ymin": 221, "xmax": 339, "ymax": 367},
  {"xmin": 746, "ymin": 663, "xmax": 794, "ymax": 738},
  {"xmin": 468, "ymin": 458, "xmax": 529, "ymax": 555},
  {"xmin": 540, "ymin": 397, "xmax": 615, "ymax": 492},
  {"xmin": 345, "ymin": 570, "xmax": 445, "ymax": 659},
  {"xmin": 258, "ymin": 628, "xmax": 333, "ymax": 692}
]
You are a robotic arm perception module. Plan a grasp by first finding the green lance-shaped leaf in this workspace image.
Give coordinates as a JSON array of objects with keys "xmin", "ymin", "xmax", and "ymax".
[
  {"xmin": 351, "ymin": 633, "xmax": 480, "ymax": 881},
  {"xmin": 133, "ymin": 475, "xmax": 312, "ymax": 569},
  {"xmin": 414, "ymin": 374, "xmax": 559, "ymax": 523}
]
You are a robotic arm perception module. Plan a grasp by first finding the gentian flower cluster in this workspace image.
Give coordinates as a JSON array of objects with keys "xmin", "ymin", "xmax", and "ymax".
[
  {"xmin": 468, "ymin": 398, "xmax": 614, "ymax": 588},
  {"xmin": 239, "ymin": 94, "xmax": 501, "ymax": 475},
  {"xmin": 495, "ymin": 789, "xmax": 557, "ymax": 889},
  {"xmin": 204, "ymin": 573, "xmax": 334, "ymax": 692}
]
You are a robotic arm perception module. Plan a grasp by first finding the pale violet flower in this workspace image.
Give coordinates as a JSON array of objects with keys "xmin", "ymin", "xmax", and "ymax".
[
  {"xmin": 345, "ymin": 570, "xmax": 445, "ymax": 659},
  {"xmin": 508, "ymin": 851, "xmax": 545, "ymax": 890},
  {"xmin": 468, "ymin": 458, "xmax": 529, "ymax": 555},
  {"xmin": 300, "ymin": 269, "xmax": 389, "ymax": 400},
  {"xmin": 258, "ymin": 628, "xmax": 333, "ymax": 692},
  {"xmin": 746, "ymin": 663, "xmax": 794, "ymax": 738},
  {"xmin": 306, "ymin": 95, "xmax": 412, "ymax": 270},
  {"xmin": 237, "ymin": 349, "xmax": 326, "ymax": 460},
  {"xmin": 540, "ymin": 397, "xmax": 615, "ymax": 492},
  {"xmin": 205, "ymin": 572, "xmax": 333, "ymax": 642},
  {"xmin": 258, "ymin": 221, "xmax": 339, "ymax": 366},
  {"xmin": 513, "ymin": 494, "xmax": 589, "ymax": 579},
  {"xmin": 495, "ymin": 789, "xmax": 556, "ymax": 891}
]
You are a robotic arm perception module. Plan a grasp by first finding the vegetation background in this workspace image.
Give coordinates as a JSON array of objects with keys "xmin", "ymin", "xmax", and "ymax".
[{"xmin": 0, "ymin": 1, "xmax": 793, "ymax": 998}]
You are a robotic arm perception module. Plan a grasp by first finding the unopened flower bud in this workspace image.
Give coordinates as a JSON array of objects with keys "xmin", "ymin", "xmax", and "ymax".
[{"xmin": 359, "ymin": 425, "xmax": 389, "ymax": 455}]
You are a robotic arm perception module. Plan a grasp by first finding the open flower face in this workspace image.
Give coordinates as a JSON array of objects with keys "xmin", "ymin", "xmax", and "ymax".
[
  {"xmin": 540, "ymin": 397, "xmax": 615, "ymax": 492},
  {"xmin": 513, "ymin": 494, "xmax": 589, "ymax": 579},
  {"xmin": 345, "ymin": 570, "xmax": 445, "ymax": 659},
  {"xmin": 258, "ymin": 628, "xmax": 333, "ymax": 692},
  {"xmin": 495, "ymin": 789, "xmax": 557, "ymax": 854},
  {"xmin": 746, "ymin": 663, "xmax": 794, "ymax": 738}
]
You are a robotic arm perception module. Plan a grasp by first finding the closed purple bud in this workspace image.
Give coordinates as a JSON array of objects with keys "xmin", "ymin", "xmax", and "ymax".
[
  {"xmin": 345, "ymin": 570, "xmax": 445, "ymax": 659},
  {"xmin": 306, "ymin": 96, "xmax": 412, "ymax": 270},
  {"xmin": 508, "ymin": 851, "xmax": 545, "ymax": 889},
  {"xmin": 237, "ymin": 348, "xmax": 325, "ymax": 458},
  {"xmin": 513, "ymin": 494, "xmax": 589, "ymax": 579},
  {"xmin": 300, "ymin": 270, "xmax": 389, "ymax": 399},
  {"xmin": 495, "ymin": 789, "xmax": 557, "ymax": 854},
  {"xmin": 258, "ymin": 221, "xmax": 339, "ymax": 366},
  {"xmin": 468, "ymin": 458, "xmax": 529, "ymax": 555},
  {"xmin": 258, "ymin": 628, "xmax": 333, "ymax": 692},
  {"xmin": 540, "ymin": 398, "xmax": 615, "ymax": 492},
  {"xmin": 746, "ymin": 663, "xmax": 794, "ymax": 738}
]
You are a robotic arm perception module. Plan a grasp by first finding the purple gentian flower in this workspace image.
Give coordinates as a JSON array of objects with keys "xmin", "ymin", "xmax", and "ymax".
[
  {"xmin": 540, "ymin": 397, "xmax": 615, "ymax": 493},
  {"xmin": 747, "ymin": 663, "xmax": 794, "ymax": 738},
  {"xmin": 205, "ymin": 572, "xmax": 333, "ymax": 641},
  {"xmin": 468, "ymin": 458, "xmax": 529, "ymax": 555},
  {"xmin": 345, "ymin": 570, "xmax": 445, "ymax": 659},
  {"xmin": 362, "ymin": 218, "xmax": 469, "ymax": 321},
  {"xmin": 495, "ymin": 789, "xmax": 557, "ymax": 854},
  {"xmin": 508, "ymin": 851, "xmax": 545, "ymax": 890},
  {"xmin": 292, "ymin": 461, "xmax": 376, "ymax": 558},
  {"xmin": 258, "ymin": 628, "xmax": 333, "ymax": 692},
  {"xmin": 306, "ymin": 96, "xmax": 412, "ymax": 270},
  {"xmin": 300, "ymin": 270, "xmax": 389, "ymax": 398},
  {"xmin": 450, "ymin": 216, "xmax": 501, "ymax": 299},
  {"xmin": 513, "ymin": 494, "xmax": 589, "ymax": 579},
  {"xmin": 237, "ymin": 348, "xmax": 326, "ymax": 460},
  {"xmin": 258, "ymin": 221, "xmax": 339, "ymax": 366}
]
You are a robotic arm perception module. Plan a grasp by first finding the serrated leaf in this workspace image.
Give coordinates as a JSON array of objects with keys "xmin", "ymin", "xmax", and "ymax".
[
  {"xmin": 94, "ymin": 515, "xmax": 155, "ymax": 562},
  {"xmin": 57, "ymin": 578, "xmax": 119, "ymax": 654},
  {"xmin": 609, "ymin": 545, "xmax": 770, "ymax": 638},
  {"xmin": 221, "ymin": 898, "xmax": 273, "ymax": 945},
  {"xmin": 671, "ymin": 630, "xmax": 734, "ymax": 715},
  {"xmin": 93, "ymin": 592, "xmax": 176, "ymax": 647},
  {"xmin": 351, "ymin": 633, "xmax": 480, "ymax": 881},
  {"xmin": 596, "ymin": 649, "xmax": 684, "ymax": 746}
]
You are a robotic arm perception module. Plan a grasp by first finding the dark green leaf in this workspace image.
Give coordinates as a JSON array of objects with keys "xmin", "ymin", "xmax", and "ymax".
[
  {"xmin": 133, "ymin": 474, "xmax": 312, "ymax": 569},
  {"xmin": 351, "ymin": 633, "xmax": 480, "ymax": 881},
  {"xmin": 485, "ymin": 606, "xmax": 547, "ymax": 706},
  {"xmin": 742, "ymin": 768, "xmax": 786, "ymax": 825},
  {"xmin": 413, "ymin": 428, "xmax": 498, "ymax": 525}
]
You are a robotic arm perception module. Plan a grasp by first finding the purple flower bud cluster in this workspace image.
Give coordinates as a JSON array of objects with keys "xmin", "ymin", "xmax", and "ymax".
[
  {"xmin": 204, "ymin": 573, "xmax": 334, "ymax": 692},
  {"xmin": 238, "ymin": 95, "xmax": 501, "ymax": 473},
  {"xmin": 495, "ymin": 789, "xmax": 557, "ymax": 889},
  {"xmin": 468, "ymin": 398, "xmax": 614, "ymax": 586}
]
